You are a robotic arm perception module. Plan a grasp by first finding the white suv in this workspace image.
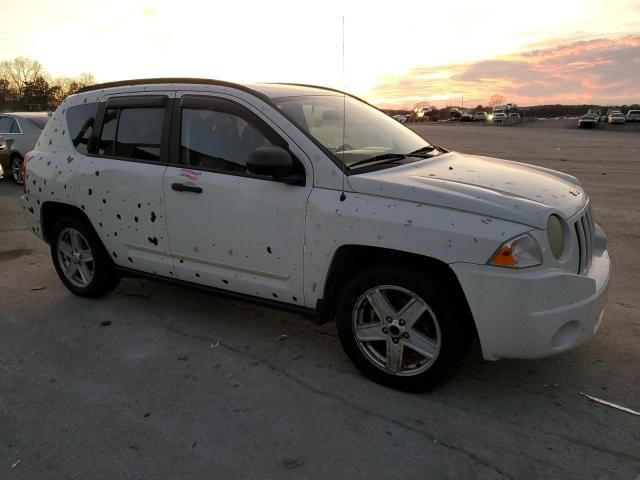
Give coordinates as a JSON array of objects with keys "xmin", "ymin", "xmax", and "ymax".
[
  {"xmin": 22, "ymin": 79, "xmax": 610, "ymax": 391},
  {"xmin": 625, "ymin": 109, "xmax": 640, "ymax": 122}
]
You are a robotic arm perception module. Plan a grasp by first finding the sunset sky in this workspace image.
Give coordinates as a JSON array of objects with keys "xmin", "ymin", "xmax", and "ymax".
[{"xmin": 1, "ymin": 0, "xmax": 639, "ymax": 108}]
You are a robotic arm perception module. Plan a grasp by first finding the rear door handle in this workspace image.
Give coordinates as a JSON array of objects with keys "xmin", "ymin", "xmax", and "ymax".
[{"xmin": 171, "ymin": 183, "xmax": 202, "ymax": 193}]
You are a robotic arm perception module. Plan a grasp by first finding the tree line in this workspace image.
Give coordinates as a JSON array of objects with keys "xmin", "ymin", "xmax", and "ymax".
[{"xmin": 0, "ymin": 57, "xmax": 95, "ymax": 112}]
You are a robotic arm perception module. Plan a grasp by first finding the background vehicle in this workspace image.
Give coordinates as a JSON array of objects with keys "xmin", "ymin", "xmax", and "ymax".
[
  {"xmin": 578, "ymin": 114, "xmax": 598, "ymax": 128},
  {"xmin": 473, "ymin": 111, "xmax": 486, "ymax": 121},
  {"xmin": 460, "ymin": 111, "xmax": 474, "ymax": 122},
  {"xmin": 0, "ymin": 112, "xmax": 50, "ymax": 183},
  {"xmin": 625, "ymin": 109, "xmax": 640, "ymax": 122},
  {"xmin": 508, "ymin": 112, "xmax": 520, "ymax": 119},
  {"xmin": 21, "ymin": 79, "xmax": 610, "ymax": 391},
  {"xmin": 412, "ymin": 106, "xmax": 438, "ymax": 122},
  {"xmin": 608, "ymin": 112, "xmax": 626, "ymax": 124},
  {"xmin": 449, "ymin": 108, "xmax": 462, "ymax": 121},
  {"xmin": 492, "ymin": 112, "xmax": 507, "ymax": 123},
  {"xmin": 0, "ymin": 136, "xmax": 8, "ymax": 179},
  {"xmin": 588, "ymin": 108, "xmax": 601, "ymax": 122},
  {"xmin": 392, "ymin": 114, "xmax": 408, "ymax": 123},
  {"xmin": 492, "ymin": 103, "xmax": 518, "ymax": 117}
]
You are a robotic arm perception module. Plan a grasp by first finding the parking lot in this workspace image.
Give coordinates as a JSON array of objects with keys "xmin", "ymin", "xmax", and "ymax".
[{"xmin": 1, "ymin": 122, "xmax": 639, "ymax": 479}]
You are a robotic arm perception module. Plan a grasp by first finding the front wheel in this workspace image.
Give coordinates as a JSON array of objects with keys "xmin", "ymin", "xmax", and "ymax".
[
  {"xmin": 50, "ymin": 217, "xmax": 120, "ymax": 297},
  {"xmin": 336, "ymin": 266, "xmax": 471, "ymax": 391}
]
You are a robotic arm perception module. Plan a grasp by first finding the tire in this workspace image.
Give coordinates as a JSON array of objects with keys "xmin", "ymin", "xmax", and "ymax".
[
  {"xmin": 336, "ymin": 265, "xmax": 472, "ymax": 391},
  {"xmin": 50, "ymin": 216, "xmax": 120, "ymax": 297},
  {"xmin": 11, "ymin": 155, "xmax": 23, "ymax": 184}
]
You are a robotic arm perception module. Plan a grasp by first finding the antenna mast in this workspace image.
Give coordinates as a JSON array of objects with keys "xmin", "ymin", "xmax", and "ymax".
[{"xmin": 339, "ymin": 16, "xmax": 346, "ymax": 202}]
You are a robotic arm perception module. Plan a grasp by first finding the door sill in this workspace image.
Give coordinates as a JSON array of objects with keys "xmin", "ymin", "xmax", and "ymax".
[{"xmin": 114, "ymin": 266, "xmax": 324, "ymax": 323}]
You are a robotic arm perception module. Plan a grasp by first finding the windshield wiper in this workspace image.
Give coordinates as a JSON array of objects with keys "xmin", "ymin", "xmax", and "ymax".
[
  {"xmin": 346, "ymin": 153, "xmax": 406, "ymax": 170},
  {"xmin": 409, "ymin": 145, "xmax": 437, "ymax": 156}
]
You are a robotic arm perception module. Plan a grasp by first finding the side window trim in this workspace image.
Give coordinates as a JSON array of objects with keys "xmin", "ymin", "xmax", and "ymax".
[
  {"xmin": 88, "ymin": 96, "xmax": 173, "ymax": 165},
  {"xmin": 170, "ymin": 95, "xmax": 304, "ymax": 185},
  {"xmin": 107, "ymin": 95, "xmax": 168, "ymax": 108}
]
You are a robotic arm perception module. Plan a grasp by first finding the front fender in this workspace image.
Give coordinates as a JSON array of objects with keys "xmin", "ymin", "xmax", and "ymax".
[{"xmin": 302, "ymin": 188, "xmax": 530, "ymax": 308}]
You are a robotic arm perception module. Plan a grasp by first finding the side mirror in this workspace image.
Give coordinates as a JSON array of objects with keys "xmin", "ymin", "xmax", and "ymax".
[{"xmin": 247, "ymin": 146, "xmax": 293, "ymax": 177}]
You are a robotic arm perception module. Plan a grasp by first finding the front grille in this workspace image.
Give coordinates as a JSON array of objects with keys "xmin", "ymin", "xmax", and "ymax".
[{"xmin": 574, "ymin": 207, "xmax": 595, "ymax": 274}]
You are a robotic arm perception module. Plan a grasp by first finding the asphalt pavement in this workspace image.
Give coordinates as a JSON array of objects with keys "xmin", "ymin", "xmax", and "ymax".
[{"xmin": 1, "ymin": 122, "xmax": 639, "ymax": 479}]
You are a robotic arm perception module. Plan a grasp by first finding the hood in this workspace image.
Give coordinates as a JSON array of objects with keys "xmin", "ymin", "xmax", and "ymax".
[{"xmin": 347, "ymin": 152, "xmax": 587, "ymax": 229}]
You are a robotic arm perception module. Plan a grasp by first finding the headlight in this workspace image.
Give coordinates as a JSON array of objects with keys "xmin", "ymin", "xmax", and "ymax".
[
  {"xmin": 547, "ymin": 214, "xmax": 566, "ymax": 259},
  {"xmin": 488, "ymin": 234, "xmax": 542, "ymax": 268}
]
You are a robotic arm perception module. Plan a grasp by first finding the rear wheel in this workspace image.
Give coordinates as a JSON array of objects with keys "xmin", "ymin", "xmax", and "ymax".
[
  {"xmin": 336, "ymin": 266, "xmax": 471, "ymax": 391},
  {"xmin": 50, "ymin": 217, "xmax": 119, "ymax": 297},
  {"xmin": 11, "ymin": 155, "xmax": 23, "ymax": 184}
]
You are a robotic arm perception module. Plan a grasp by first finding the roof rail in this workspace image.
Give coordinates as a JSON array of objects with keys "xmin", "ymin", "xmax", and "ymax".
[
  {"xmin": 267, "ymin": 82, "xmax": 349, "ymax": 96},
  {"xmin": 76, "ymin": 77, "xmax": 271, "ymax": 102}
]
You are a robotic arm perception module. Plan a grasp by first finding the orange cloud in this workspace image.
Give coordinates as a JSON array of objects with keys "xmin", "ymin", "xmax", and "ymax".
[{"xmin": 368, "ymin": 35, "xmax": 640, "ymax": 108}]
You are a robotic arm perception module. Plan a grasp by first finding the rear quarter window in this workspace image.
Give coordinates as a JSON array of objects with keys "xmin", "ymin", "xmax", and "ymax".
[
  {"xmin": 0, "ymin": 117, "xmax": 19, "ymax": 134},
  {"xmin": 67, "ymin": 102, "xmax": 99, "ymax": 154}
]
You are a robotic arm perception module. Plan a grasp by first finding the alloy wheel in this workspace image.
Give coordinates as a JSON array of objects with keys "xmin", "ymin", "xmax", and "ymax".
[
  {"xmin": 352, "ymin": 285, "xmax": 441, "ymax": 376},
  {"xmin": 56, "ymin": 227, "xmax": 95, "ymax": 288}
]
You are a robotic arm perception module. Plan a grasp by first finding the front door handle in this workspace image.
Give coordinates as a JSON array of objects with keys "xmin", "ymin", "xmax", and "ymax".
[{"xmin": 171, "ymin": 183, "xmax": 203, "ymax": 193}]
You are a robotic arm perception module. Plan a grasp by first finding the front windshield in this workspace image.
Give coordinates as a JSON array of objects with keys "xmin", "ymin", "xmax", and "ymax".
[{"xmin": 273, "ymin": 95, "xmax": 434, "ymax": 166}]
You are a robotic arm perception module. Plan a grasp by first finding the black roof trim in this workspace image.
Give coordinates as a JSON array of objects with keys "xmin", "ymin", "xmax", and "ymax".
[{"xmin": 76, "ymin": 77, "xmax": 272, "ymax": 103}]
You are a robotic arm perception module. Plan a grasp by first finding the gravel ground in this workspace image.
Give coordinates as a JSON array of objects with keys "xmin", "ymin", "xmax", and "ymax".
[{"xmin": 1, "ymin": 122, "xmax": 639, "ymax": 480}]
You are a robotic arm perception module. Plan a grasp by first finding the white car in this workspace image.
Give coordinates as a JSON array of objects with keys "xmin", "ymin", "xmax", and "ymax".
[
  {"xmin": 392, "ymin": 114, "xmax": 408, "ymax": 123},
  {"xmin": 473, "ymin": 112, "xmax": 486, "ymax": 121},
  {"xmin": 608, "ymin": 112, "xmax": 626, "ymax": 124},
  {"xmin": 625, "ymin": 109, "xmax": 640, "ymax": 122},
  {"xmin": 21, "ymin": 79, "xmax": 610, "ymax": 391},
  {"xmin": 578, "ymin": 114, "xmax": 598, "ymax": 128},
  {"xmin": 492, "ymin": 112, "xmax": 507, "ymax": 123}
]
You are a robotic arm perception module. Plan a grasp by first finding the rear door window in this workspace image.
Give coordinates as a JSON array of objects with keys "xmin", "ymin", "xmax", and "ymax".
[
  {"xmin": 97, "ymin": 106, "xmax": 164, "ymax": 162},
  {"xmin": 115, "ymin": 108, "xmax": 163, "ymax": 161}
]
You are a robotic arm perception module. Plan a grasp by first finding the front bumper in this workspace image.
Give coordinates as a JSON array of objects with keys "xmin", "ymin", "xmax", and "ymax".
[{"xmin": 451, "ymin": 228, "xmax": 610, "ymax": 360}]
